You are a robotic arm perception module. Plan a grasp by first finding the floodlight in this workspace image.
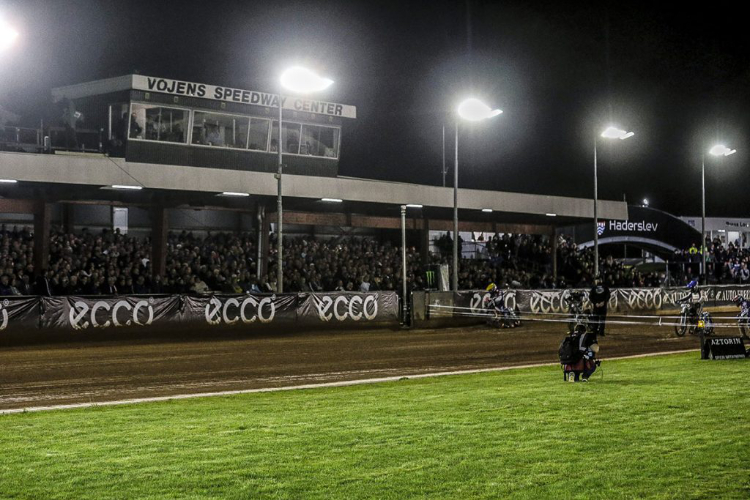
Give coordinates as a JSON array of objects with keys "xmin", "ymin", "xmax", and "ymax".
[
  {"xmin": 0, "ymin": 19, "xmax": 18, "ymax": 51},
  {"xmin": 601, "ymin": 126, "xmax": 634, "ymax": 140},
  {"xmin": 457, "ymin": 98, "xmax": 502, "ymax": 121},
  {"xmin": 280, "ymin": 67, "xmax": 333, "ymax": 94},
  {"xmin": 709, "ymin": 145, "xmax": 736, "ymax": 157}
]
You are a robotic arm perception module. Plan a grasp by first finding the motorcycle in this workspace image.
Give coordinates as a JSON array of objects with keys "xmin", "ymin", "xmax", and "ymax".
[
  {"xmin": 675, "ymin": 301, "xmax": 714, "ymax": 337},
  {"xmin": 738, "ymin": 303, "xmax": 750, "ymax": 341},
  {"xmin": 483, "ymin": 294, "xmax": 521, "ymax": 329}
]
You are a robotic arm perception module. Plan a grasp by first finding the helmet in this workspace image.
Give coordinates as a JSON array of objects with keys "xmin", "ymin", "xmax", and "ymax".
[
  {"xmin": 686, "ymin": 279, "xmax": 698, "ymax": 290},
  {"xmin": 733, "ymin": 295, "xmax": 744, "ymax": 306},
  {"xmin": 486, "ymin": 283, "xmax": 497, "ymax": 292}
]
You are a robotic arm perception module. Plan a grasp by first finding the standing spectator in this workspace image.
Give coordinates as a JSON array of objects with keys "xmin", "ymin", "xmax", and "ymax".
[{"xmin": 589, "ymin": 275, "xmax": 611, "ymax": 338}]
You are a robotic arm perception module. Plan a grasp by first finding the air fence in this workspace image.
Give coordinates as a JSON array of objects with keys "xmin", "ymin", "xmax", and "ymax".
[
  {"xmin": 413, "ymin": 284, "xmax": 750, "ymax": 330},
  {"xmin": 0, "ymin": 292, "xmax": 399, "ymax": 340},
  {"xmin": 1, "ymin": 285, "xmax": 748, "ymax": 340}
]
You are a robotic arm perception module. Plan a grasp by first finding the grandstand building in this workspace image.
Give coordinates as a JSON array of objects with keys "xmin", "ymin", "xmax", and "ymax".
[{"xmin": 0, "ymin": 74, "xmax": 629, "ymax": 282}]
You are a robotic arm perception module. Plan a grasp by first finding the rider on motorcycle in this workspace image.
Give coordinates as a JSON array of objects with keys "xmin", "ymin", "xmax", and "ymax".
[
  {"xmin": 677, "ymin": 279, "xmax": 702, "ymax": 325},
  {"xmin": 733, "ymin": 294, "xmax": 750, "ymax": 313},
  {"xmin": 733, "ymin": 295, "xmax": 750, "ymax": 340},
  {"xmin": 485, "ymin": 283, "xmax": 505, "ymax": 314}
]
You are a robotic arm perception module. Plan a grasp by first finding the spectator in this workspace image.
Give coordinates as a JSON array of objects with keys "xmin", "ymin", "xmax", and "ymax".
[{"xmin": 0, "ymin": 274, "xmax": 15, "ymax": 295}]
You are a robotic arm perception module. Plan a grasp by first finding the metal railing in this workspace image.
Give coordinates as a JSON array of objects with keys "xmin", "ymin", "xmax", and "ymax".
[{"xmin": 0, "ymin": 125, "xmax": 104, "ymax": 154}]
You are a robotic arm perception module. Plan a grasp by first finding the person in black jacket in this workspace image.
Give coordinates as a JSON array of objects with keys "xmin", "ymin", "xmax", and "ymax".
[{"xmin": 589, "ymin": 275, "xmax": 611, "ymax": 337}]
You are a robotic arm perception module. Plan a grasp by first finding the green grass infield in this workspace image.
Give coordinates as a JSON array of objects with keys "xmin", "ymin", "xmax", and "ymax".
[{"xmin": 1, "ymin": 352, "xmax": 748, "ymax": 499}]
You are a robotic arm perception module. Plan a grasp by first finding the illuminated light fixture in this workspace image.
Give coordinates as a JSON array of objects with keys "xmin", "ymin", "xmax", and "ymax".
[
  {"xmin": 220, "ymin": 191, "xmax": 249, "ymax": 197},
  {"xmin": 321, "ymin": 197, "xmax": 343, "ymax": 202},
  {"xmin": 709, "ymin": 144, "xmax": 736, "ymax": 157},
  {"xmin": 0, "ymin": 18, "xmax": 18, "ymax": 51},
  {"xmin": 643, "ymin": 198, "xmax": 649, "ymax": 206},
  {"xmin": 406, "ymin": 204, "xmax": 423, "ymax": 208},
  {"xmin": 718, "ymin": 229, "xmax": 726, "ymax": 233},
  {"xmin": 482, "ymin": 208, "xmax": 493, "ymax": 213},
  {"xmin": 0, "ymin": 179, "xmax": 17, "ymax": 183},
  {"xmin": 545, "ymin": 213, "xmax": 557, "ymax": 217},
  {"xmin": 280, "ymin": 66, "xmax": 333, "ymax": 94},
  {"xmin": 111, "ymin": 184, "xmax": 142, "ymax": 190},
  {"xmin": 457, "ymin": 98, "xmax": 502, "ymax": 122},
  {"xmin": 601, "ymin": 126, "xmax": 634, "ymax": 140}
]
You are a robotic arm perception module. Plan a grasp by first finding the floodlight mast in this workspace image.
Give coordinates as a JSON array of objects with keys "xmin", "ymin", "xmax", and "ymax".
[
  {"xmin": 452, "ymin": 98, "xmax": 502, "ymax": 291},
  {"xmin": 276, "ymin": 67, "xmax": 333, "ymax": 293},
  {"xmin": 593, "ymin": 126, "xmax": 634, "ymax": 276},
  {"xmin": 701, "ymin": 144, "xmax": 737, "ymax": 285}
]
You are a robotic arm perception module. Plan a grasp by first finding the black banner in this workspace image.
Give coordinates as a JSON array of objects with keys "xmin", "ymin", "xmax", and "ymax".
[
  {"xmin": 297, "ymin": 292, "xmax": 399, "ymax": 323},
  {"xmin": 704, "ymin": 337, "xmax": 747, "ymax": 360},
  {"xmin": 0, "ymin": 297, "xmax": 40, "ymax": 334},
  {"xmin": 40, "ymin": 296, "xmax": 181, "ymax": 331},
  {"xmin": 180, "ymin": 294, "xmax": 297, "ymax": 327},
  {"xmin": 437, "ymin": 285, "xmax": 750, "ymax": 317}
]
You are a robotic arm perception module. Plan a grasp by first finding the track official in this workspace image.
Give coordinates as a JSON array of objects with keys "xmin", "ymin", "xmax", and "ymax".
[{"xmin": 589, "ymin": 275, "xmax": 611, "ymax": 337}]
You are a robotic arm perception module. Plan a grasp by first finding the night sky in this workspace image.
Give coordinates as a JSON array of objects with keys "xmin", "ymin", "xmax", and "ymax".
[{"xmin": 1, "ymin": 0, "xmax": 748, "ymax": 217}]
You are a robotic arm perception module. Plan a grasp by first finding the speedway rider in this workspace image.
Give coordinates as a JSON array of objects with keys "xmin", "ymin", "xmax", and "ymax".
[
  {"xmin": 677, "ymin": 279, "xmax": 702, "ymax": 326},
  {"xmin": 734, "ymin": 294, "xmax": 750, "ymax": 340},
  {"xmin": 485, "ymin": 283, "xmax": 505, "ymax": 314}
]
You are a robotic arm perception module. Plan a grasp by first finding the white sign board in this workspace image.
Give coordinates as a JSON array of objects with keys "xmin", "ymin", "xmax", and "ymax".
[{"xmin": 132, "ymin": 75, "xmax": 357, "ymax": 119}]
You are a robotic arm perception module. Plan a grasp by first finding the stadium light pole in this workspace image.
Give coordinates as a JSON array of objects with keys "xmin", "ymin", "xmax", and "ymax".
[
  {"xmin": 401, "ymin": 205, "xmax": 407, "ymax": 323},
  {"xmin": 276, "ymin": 67, "xmax": 333, "ymax": 293},
  {"xmin": 702, "ymin": 144, "xmax": 736, "ymax": 285},
  {"xmin": 594, "ymin": 126, "xmax": 634, "ymax": 276},
  {"xmin": 454, "ymin": 98, "xmax": 502, "ymax": 291}
]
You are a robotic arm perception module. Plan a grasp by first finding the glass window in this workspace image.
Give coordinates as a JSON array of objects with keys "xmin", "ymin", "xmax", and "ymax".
[
  {"xmin": 129, "ymin": 104, "xmax": 187, "ymax": 143},
  {"xmin": 191, "ymin": 111, "xmax": 249, "ymax": 149},
  {"xmin": 248, "ymin": 118, "xmax": 270, "ymax": 151},
  {"xmin": 271, "ymin": 121, "xmax": 302, "ymax": 154},
  {"xmin": 300, "ymin": 124, "xmax": 340, "ymax": 158}
]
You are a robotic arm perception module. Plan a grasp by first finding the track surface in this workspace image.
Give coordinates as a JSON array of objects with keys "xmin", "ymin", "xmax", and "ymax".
[{"xmin": 0, "ymin": 322, "xmax": 699, "ymax": 411}]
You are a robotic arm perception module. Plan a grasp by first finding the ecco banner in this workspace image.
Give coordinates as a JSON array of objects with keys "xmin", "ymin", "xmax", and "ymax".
[
  {"xmin": 181, "ymin": 294, "xmax": 297, "ymax": 326},
  {"xmin": 40, "ymin": 296, "xmax": 180, "ymax": 331},
  {"xmin": 0, "ymin": 297, "xmax": 40, "ymax": 333},
  {"xmin": 297, "ymin": 292, "xmax": 399, "ymax": 323},
  {"xmin": 443, "ymin": 285, "xmax": 750, "ymax": 316}
]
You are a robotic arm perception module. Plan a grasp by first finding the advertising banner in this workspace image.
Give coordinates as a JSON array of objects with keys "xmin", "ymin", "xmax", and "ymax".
[
  {"xmin": 297, "ymin": 292, "xmax": 399, "ymax": 324},
  {"xmin": 438, "ymin": 285, "xmax": 750, "ymax": 317},
  {"xmin": 40, "ymin": 296, "xmax": 181, "ymax": 331},
  {"xmin": 180, "ymin": 294, "xmax": 297, "ymax": 327},
  {"xmin": 0, "ymin": 297, "xmax": 41, "ymax": 334}
]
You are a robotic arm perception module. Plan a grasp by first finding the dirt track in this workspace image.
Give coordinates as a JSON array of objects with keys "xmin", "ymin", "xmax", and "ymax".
[{"xmin": 0, "ymin": 321, "xmax": 700, "ymax": 411}]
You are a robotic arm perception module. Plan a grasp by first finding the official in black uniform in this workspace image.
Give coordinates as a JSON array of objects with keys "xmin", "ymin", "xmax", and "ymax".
[{"xmin": 589, "ymin": 275, "xmax": 611, "ymax": 337}]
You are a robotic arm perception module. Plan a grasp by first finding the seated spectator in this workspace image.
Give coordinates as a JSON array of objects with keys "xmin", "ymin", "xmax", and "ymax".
[{"xmin": 0, "ymin": 274, "xmax": 15, "ymax": 295}]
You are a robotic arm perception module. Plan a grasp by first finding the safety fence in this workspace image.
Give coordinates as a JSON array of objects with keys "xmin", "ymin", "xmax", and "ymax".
[
  {"xmin": 0, "ymin": 292, "xmax": 399, "ymax": 336},
  {"xmin": 415, "ymin": 284, "xmax": 750, "ymax": 330}
]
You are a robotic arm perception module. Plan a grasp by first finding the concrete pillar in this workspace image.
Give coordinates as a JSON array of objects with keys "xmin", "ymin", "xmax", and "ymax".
[
  {"xmin": 551, "ymin": 231, "xmax": 558, "ymax": 282},
  {"xmin": 62, "ymin": 203, "xmax": 75, "ymax": 234},
  {"xmin": 33, "ymin": 201, "xmax": 52, "ymax": 272},
  {"xmin": 151, "ymin": 207, "xmax": 168, "ymax": 277},
  {"xmin": 419, "ymin": 219, "xmax": 430, "ymax": 263}
]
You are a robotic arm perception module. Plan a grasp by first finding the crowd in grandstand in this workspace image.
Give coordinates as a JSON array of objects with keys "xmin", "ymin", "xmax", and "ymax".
[{"xmin": 0, "ymin": 225, "xmax": 749, "ymax": 296}]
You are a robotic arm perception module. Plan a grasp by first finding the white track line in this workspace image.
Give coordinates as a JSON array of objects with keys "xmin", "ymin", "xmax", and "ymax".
[{"xmin": 0, "ymin": 349, "xmax": 699, "ymax": 415}]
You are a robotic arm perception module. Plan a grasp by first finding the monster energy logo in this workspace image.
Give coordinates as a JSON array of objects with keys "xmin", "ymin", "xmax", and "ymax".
[{"xmin": 426, "ymin": 270, "xmax": 436, "ymax": 287}]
